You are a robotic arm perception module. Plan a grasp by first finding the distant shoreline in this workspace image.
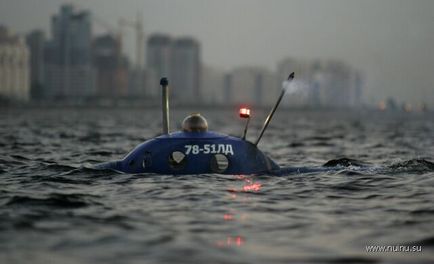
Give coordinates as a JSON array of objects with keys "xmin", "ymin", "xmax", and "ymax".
[{"xmin": 1, "ymin": 102, "xmax": 431, "ymax": 115}]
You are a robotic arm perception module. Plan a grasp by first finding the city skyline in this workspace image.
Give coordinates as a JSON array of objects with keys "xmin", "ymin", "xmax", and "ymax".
[
  {"xmin": 1, "ymin": 0, "xmax": 433, "ymax": 107},
  {"xmin": 1, "ymin": 3, "xmax": 365, "ymax": 109}
]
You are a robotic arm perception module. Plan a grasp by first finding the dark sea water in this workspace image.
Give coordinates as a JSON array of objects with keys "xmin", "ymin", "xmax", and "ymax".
[{"xmin": 1, "ymin": 107, "xmax": 433, "ymax": 264}]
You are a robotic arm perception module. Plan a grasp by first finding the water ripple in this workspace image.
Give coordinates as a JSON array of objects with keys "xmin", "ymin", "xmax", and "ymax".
[{"xmin": 0, "ymin": 108, "xmax": 433, "ymax": 264}]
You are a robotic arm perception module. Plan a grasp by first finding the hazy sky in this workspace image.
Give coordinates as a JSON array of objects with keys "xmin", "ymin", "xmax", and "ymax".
[{"xmin": 1, "ymin": 0, "xmax": 433, "ymax": 105}]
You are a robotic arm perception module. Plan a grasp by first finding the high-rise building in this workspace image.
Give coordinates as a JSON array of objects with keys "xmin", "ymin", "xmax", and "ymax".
[
  {"xmin": 127, "ymin": 68, "xmax": 146, "ymax": 97},
  {"xmin": 277, "ymin": 58, "xmax": 315, "ymax": 107},
  {"xmin": 352, "ymin": 71, "xmax": 363, "ymax": 107},
  {"xmin": 227, "ymin": 67, "xmax": 277, "ymax": 106},
  {"xmin": 26, "ymin": 30, "xmax": 45, "ymax": 99},
  {"xmin": 277, "ymin": 57, "xmax": 363, "ymax": 108},
  {"xmin": 171, "ymin": 37, "xmax": 201, "ymax": 103},
  {"xmin": 146, "ymin": 34, "xmax": 201, "ymax": 103},
  {"xmin": 321, "ymin": 60, "xmax": 352, "ymax": 107},
  {"xmin": 146, "ymin": 34, "xmax": 172, "ymax": 82},
  {"xmin": 0, "ymin": 25, "xmax": 30, "ymax": 102},
  {"xmin": 44, "ymin": 5, "xmax": 95, "ymax": 99},
  {"xmin": 93, "ymin": 34, "xmax": 128, "ymax": 97},
  {"xmin": 277, "ymin": 58, "xmax": 315, "ymax": 81},
  {"xmin": 201, "ymin": 65, "xmax": 225, "ymax": 105},
  {"xmin": 146, "ymin": 34, "xmax": 173, "ymax": 98}
]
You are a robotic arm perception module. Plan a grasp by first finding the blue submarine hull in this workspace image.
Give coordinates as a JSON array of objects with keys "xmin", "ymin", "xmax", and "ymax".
[{"xmin": 95, "ymin": 131, "xmax": 280, "ymax": 175}]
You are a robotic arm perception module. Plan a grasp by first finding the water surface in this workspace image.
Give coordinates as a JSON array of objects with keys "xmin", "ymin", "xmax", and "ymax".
[{"xmin": 1, "ymin": 107, "xmax": 433, "ymax": 263}]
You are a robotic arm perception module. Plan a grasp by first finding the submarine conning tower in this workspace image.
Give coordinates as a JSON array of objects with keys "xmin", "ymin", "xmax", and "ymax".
[{"xmin": 95, "ymin": 74, "xmax": 295, "ymax": 175}]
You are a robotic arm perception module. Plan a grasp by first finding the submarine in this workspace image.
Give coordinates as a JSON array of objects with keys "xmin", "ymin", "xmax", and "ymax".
[{"xmin": 95, "ymin": 73, "xmax": 295, "ymax": 175}]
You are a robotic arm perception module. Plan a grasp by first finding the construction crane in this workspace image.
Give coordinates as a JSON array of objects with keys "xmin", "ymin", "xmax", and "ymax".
[
  {"xmin": 92, "ymin": 14, "xmax": 122, "ymax": 48},
  {"xmin": 72, "ymin": 3, "xmax": 144, "ymax": 70},
  {"xmin": 72, "ymin": 3, "xmax": 123, "ymax": 55},
  {"xmin": 119, "ymin": 12, "xmax": 145, "ymax": 70}
]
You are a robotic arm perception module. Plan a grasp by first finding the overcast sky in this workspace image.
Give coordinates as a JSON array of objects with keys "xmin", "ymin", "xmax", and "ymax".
[{"xmin": 1, "ymin": 0, "xmax": 433, "ymax": 106}]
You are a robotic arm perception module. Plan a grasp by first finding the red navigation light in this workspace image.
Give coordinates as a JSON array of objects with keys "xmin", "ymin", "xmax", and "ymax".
[{"xmin": 239, "ymin": 107, "xmax": 251, "ymax": 118}]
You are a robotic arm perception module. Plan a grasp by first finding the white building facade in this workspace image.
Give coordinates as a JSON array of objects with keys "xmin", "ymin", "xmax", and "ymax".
[{"xmin": 0, "ymin": 26, "xmax": 30, "ymax": 102}]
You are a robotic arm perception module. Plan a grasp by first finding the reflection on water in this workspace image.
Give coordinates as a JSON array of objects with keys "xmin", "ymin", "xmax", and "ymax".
[
  {"xmin": 216, "ymin": 174, "xmax": 263, "ymax": 249},
  {"xmin": 215, "ymin": 236, "xmax": 245, "ymax": 248}
]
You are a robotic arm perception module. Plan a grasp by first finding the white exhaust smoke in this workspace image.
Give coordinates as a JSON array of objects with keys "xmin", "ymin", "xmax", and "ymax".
[{"xmin": 282, "ymin": 79, "xmax": 309, "ymax": 96}]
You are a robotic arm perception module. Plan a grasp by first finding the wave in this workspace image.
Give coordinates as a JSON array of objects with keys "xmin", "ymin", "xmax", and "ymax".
[
  {"xmin": 60, "ymin": 166, "xmax": 121, "ymax": 176},
  {"xmin": 5, "ymin": 156, "xmax": 433, "ymax": 178},
  {"xmin": 86, "ymin": 150, "xmax": 114, "ymax": 156},
  {"xmin": 275, "ymin": 157, "xmax": 371, "ymax": 175},
  {"xmin": 323, "ymin": 158, "xmax": 368, "ymax": 167},
  {"xmin": 275, "ymin": 158, "xmax": 434, "ymax": 176},
  {"xmin": 44, "ymin": 163, "xmax": 79, "ymax": 172},
  {"xmin": 4, "ymin": 193, "xmax": 101, "ymax": 208},
  {"xmin": 39, "ymin": 163, "xmax": 120, "ymax": 177},
  {"xmin": 0, "ymin": 157, "xmax": 26, "ymax": 166},
  {"xmin": 10, "ymin": 154, "xmax": 30, "ymax": 161},
  {"xmin": 36, "ymin": 175, "xmax": 94, "ymax": 185},
  {"xmin": 388, "ymin": 159, "xmax": 434, "ymax": 173}
]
